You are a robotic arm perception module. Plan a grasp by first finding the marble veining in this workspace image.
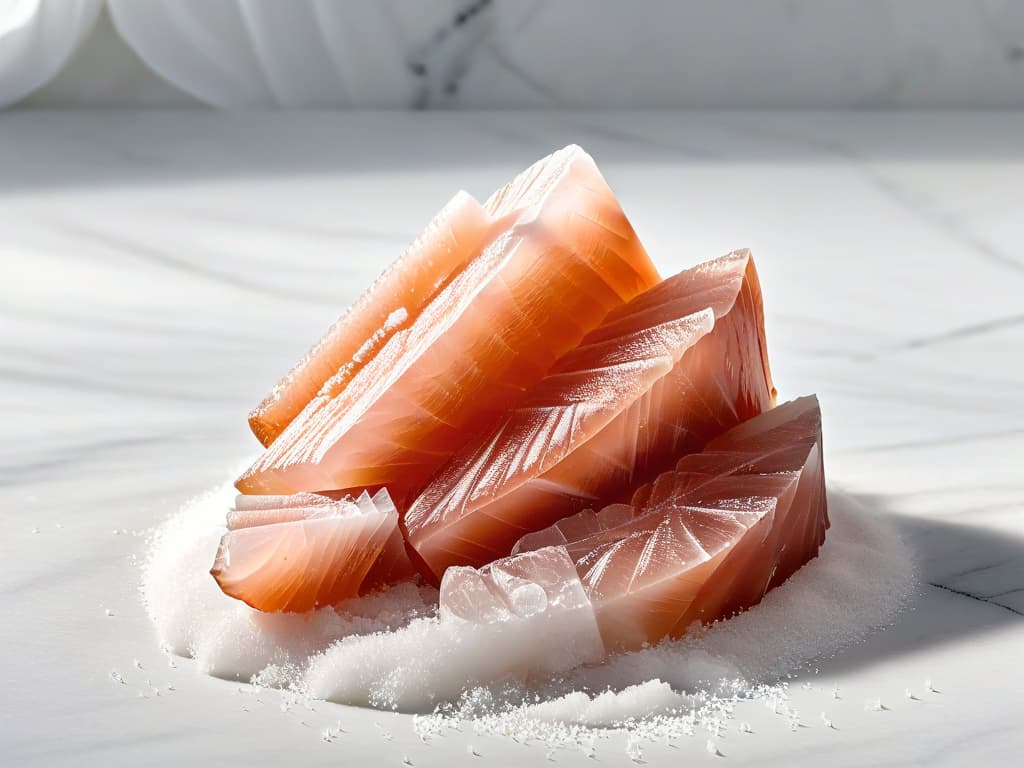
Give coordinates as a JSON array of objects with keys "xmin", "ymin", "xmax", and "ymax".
[
  {"xmin": 0, "ymin": 111, "xmax": 1021, "ymax": 766},
  {"xmin": 7, "ymin": 1, "xmax": 1024, "ymax": 108}
]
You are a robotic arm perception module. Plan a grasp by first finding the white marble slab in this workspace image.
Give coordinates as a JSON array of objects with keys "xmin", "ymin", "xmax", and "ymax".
[{"xmin": 0, "ymin": 111, "xmax": 1022, "ymax": 766}]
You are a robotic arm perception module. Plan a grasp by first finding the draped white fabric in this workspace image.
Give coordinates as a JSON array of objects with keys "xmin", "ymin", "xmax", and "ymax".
[
  {"xmin": 0, "ymin": 0, "xmax": 101, "ymax": 107},
  {"xmin": 106, "ymin": 0, "xmax": 471, "ymax": 108},
  {"xmin": 1, "ymin": 0, "xmax": 479, "ymax": 108},
  {"xmin": 3, "ymin": 1, "xmax": 1024, "ymax": 109}
]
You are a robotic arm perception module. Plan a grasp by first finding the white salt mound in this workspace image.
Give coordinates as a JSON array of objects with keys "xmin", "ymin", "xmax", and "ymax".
[
  {"xmin": 142, "ymin": 481, "xmax": 436, "ymax": 682},
  {"xmin": 142, "ymin": 479, "xmax": 914, "ymax": 724}
]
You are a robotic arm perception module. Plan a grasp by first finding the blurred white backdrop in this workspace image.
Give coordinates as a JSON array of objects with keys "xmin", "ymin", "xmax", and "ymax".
[{"xmin": 3, "ymin": 0, "xmax": 1024, "ymax": 109}]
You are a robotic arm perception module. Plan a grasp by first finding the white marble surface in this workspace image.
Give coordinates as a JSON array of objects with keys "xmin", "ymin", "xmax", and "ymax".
[
  {"xmin": 10, "ymin": 1, "xmax": 1024, "ymax": 108},
  {"xmin": 1, "ymin": 111, "xmax": 1022, "ymax": 766}
]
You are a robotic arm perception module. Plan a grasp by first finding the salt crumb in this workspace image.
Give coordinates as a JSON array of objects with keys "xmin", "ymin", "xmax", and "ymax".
[
  {"xmin": 31, "ymin": 527, "xmax": 39, "ymax": 534},
  {"xmin": 110, "ymin": 671, "xmax": 125, "ymax": 685},
  {"xmin": 467, "ymin": 745, "xmax": 479, "ymax": 757},
  {"xmin": 104, "ymin": 608, "xmax": 114, "ymax": 617},
  {"xmin": 788, "ymin": 711, "xmax": 802, "ymax": 731},
  {"xmin": 706, "ymin": 739, "xmax": 720, "ymax": 756},
  {"xmin": 385, "ymin": 307, "xmax": 408, "ymax": 330},
  {"xmin": 133, "ymin": 659, "xmax": 143, "ymax": 670}
]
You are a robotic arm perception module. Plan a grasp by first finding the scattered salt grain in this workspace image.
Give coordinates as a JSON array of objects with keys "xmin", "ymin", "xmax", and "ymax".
[
  {"xmin": 626, "ymin": 739, "xmax": 644, "ymax": 762},
  {"xmin": 385, "ymin": 307, "xmax": 408, "ymax": 330},
  {"xmin": 351, "ymin": 308, "xmax": 408, "ymax": 364},
  {"xmin": 905, "ymin": 688, "xmax": 919, "ymax": 701},
  {"xmin": 142, "ymin": 484, "xmax": 915, "ymax": 752},
  {"xmin": 133, "ymin": 659, "xmax": 143, "ymax": 670},
  {"xmin": 706, "ymin": 739, "xmax": 721, "ymax": 756},
  {"xmin": 31, "ymin": 527, "xmax": 39, "ymax": 534},
  {"xmin": 110, "ymin": 671, "xmax": 125, "ymax": 685},
  {"xmin": 104, "ymin": 608, "xmax": 114, "ymax": 617}
]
